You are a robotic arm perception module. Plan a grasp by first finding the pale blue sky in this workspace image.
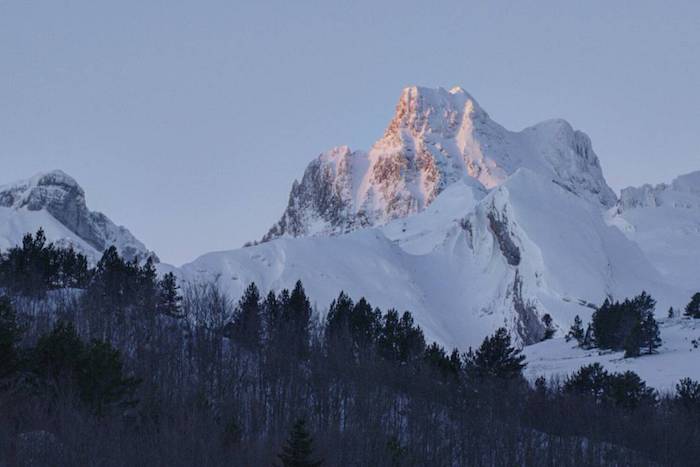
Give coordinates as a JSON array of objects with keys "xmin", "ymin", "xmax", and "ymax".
[{"xmin": 2, "ymin": 1, "xmax": 698, "ymax": 265}]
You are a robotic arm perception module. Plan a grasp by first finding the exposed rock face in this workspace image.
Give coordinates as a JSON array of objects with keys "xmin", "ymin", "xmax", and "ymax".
[
  {"xmin": 0, "ymin": 170, "xmax": 155, "ymax": 262},
  {"xmin": 264, "ymin": 86, "xmax": 616, "ymax": 241}
]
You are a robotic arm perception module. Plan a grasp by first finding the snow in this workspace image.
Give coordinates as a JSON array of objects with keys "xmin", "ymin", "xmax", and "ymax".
[
  {"xmin": 0, "ymin": 206, "xmax": 99, "ymax": 256},
  {"xmin": 265, "ymin": 85, "xmax": 617, "ymax": 241},
  {"xmin": 524, "ymin": 317, "xmax": 700, "ymax": 392},
  {"xmin": 609, "ymin": 171, "xmax": 700, "ymax": 293},
  {"xmin": 0, "ymin": 170, "xmax": 154, "ymax": 262},
  {"xmin": 180, "ymin": 168, "xmax": 686, "ymax": 350}
]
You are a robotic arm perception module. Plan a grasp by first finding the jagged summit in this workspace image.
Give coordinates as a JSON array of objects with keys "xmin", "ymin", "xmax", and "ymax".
[
  {"xmin": 0, "ymin": 170, "xmax": 155, "ymax": 262},
  {"xmin": 263, "ymin": 85, "xmax": 616, "ymax": 242}
]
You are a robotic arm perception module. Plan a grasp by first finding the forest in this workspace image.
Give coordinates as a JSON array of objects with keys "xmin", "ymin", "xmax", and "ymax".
[{"xmin": 1, "ymin": 230, "xmax": 699, "ymax": 466}]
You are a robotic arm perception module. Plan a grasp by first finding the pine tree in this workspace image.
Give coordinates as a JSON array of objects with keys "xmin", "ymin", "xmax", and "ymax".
[
  {"xmin": 675, "ymin": 378, "xmax": 700, "ymax": 411},
  {"xmin": 623, "ymin": 322, "xmax": 641, "ymax": 358},
  {"xmin": 563, "ymin": 363, "xmax": 609, "ymax": 403},
  {"xmin": 78, "ymin": 340, "xmax": 140, "ymax": 415},
  {"xmin": 685, "ymin": 293, "xmax": 700, "ymax": 318},
  {"xmin": 157, "ymin": 272, "xmax": 182, "ymax": 317},
  {"xmin": 607, "ymin": 371, "xmax": 656, "ymax": 409},
  {"xmin": 464, "ymin": 327, "xmax": 526, "ymax": 379},
  {"xmin": 277, "ymin": 418, "xmax": 322, "ymax": 467},
  {"xmin": 230, "ymin": 283, "xmax": 262, "ymax": 350},
  {"xmin": 639, "ymin": 310, "xmax": 661, "ymax": 354},
  {"xmin": 566, "ymin": 315, "xmax": 585, "ymax": 344}
]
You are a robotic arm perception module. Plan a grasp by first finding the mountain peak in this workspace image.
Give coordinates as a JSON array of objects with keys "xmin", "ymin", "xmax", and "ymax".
[
  {"xmin": 264, "ymin": 85, "xmax": 616, "ymax": 241},
  {"xmin": 0, "ymin": 170, "xmax": 155, "ymax": 262}
]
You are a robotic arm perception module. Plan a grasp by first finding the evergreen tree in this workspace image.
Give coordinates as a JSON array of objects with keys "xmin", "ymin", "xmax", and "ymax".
[
  {"xmin": 675, "ymin": 378, "xmax": 700, "ymax": 411},
  {"xmin": 230, "ymin": 283, "xmax": 263, "ymax": 350},
  {"xmin": 284, "ymin": 281, "xmax": 313, "ymax": 359},
  {"xmin": 79, "ymin": 340, "xmax": 140, "ymax": 415},
  {"xmin": 276, "ymin": 418, "xmax": 322, "ymax": 467},
  {"xmin": 685, "ymin": 293, "xmax": 700, "ymax": 318},
  {"xmin": 464, "ymin": 327, "xmax": 526, "ymax": 379},
  {"xmin": 607, "ymin": 371, "xmax": 656, "ymax": 409},
  {"xmin": 639, "ymin": 310, "xmax": 661, "ymax": 354},
  {"xmin": 30, "ymin": 321, "xmax": 84, "ymax": 384},
  {"xmin": 563, "ymin": 363, "xmax": 609, "ymax": 403},
  {"xmin": 592, "ymin": 292, "xmax": 656, "ymax": 351},
  {"xmin": 137, "ymin": 256, "xmax": 158, "ymax": 312},
  {"xmin": 157, "ymin": 272, "xmax": 182, "ymax": 317},
  {"xmin": 324, "ymin": 291, "xmax": 354, "ymax": 354},
  {"xmin": 623, "ymin": 321, "xmax": 641, "ymax": 358},
  {"xmin": 262, "ymin": 290, "xmax": 281, "ymax": 344},
  {"xmin": 566, "ymin": 315, "xmax": 585, "ymax": 344},
  {"xmin": 0, "ymin": 296, "xmax": 21, "ymax": 379}
]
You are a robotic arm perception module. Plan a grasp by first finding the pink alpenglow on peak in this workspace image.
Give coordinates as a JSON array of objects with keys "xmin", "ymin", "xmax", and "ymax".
[{"xmin": 264, "ymin": 85, "xmax": 616, "ymax": 242}]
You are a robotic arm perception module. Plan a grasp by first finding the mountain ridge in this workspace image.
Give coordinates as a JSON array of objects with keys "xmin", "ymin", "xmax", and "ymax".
[
  {"xmin": 0, "ymin": 169, "xmax": 155, "ymax": 262},
  {"xmin": 263, "ymin": 85, "xmax": 616, "ymax": 242}
]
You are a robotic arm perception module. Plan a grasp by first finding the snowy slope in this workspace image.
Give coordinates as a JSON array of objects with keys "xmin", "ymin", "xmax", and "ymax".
[
  {"xmin": 607, "ymin": 171, "xmax": 700, "ymax": 293},
  {"xmin": 264, "ymin": 86, "xmax": 616, "ymax": 241},
  {"xmin": 179, "ymin": 85, "xmax": 695, "ymax": 352},
  {"xmin": 524, "ymin": 317, "xmax": 700, "ymax": 392},
  {"xmin": 0, "ymin": 170, "xmax": 155, "ymax": 262},
  {"xmin": 181, "ymin": 168, "xmax": 682, "ymax": 349}
]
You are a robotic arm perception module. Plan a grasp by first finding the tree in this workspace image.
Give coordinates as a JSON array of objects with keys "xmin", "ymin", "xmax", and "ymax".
[
  {"xmin": 623, "ymin": 321, "xmax": 641, "ymax": 358},
  {"xmin": 229, "ymin": 283, "xmax": 263, "ymax": 350},
  {"xmin": 30, "ymin": 321, "xmax": 85, "ymax": 385},
  {"xmin": 78, "ymin": 340, "xmax": 140, "ymax": 415},
  {"xmin": 0, "ymin": 296, "xmax": 21, "ymax": 378},
  {"xmin": 284, "ymin": 281, "xmax": 313, "ymax": 359},
  {"xmin": 563, "ymin": 363, "xmax": 609, "ymax": 403},
  {"xmin": 464, "ymin": 328, "xmax": 526, "ymax": 380},
  {"xmin": 378, "ymin": 309, "xmax": 425, "ymax": 364},
  {"xmin": 685, "ymin": 293, "xmax": 700, "ymax": 318},
  {"xmin": 157, "ymin": 272, "xmax": 183, "ymax": 317},
  {"xmin": 675, "ymin": 378, "xmax": 700, "ymax": 411},
  {"xmin": 592, "ymin": 292, "xmax": 656, "ymax": 351},
  {"xmin": 607, "ymin": 371, "xmax": 656, "ymax": 409},
  {"xmin": 276, "ymin": 418, "xmax": 322, "ymax": 467},
  {"xmin": 566, "ymin": 315, "xmax": 585, "ymax": 344},
  {"xmin": 639, "ymin": 310, "xmax": 661, "ymax": 354}
]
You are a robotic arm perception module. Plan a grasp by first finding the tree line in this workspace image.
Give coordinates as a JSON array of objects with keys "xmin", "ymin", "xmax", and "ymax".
[{"xmin": 1, "ymin": 231, "xmax": 700, "ymax": 466}]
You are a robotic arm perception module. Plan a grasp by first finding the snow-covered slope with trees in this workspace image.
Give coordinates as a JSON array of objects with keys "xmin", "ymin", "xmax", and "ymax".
[
  {"xmin": 0, "ymin": 170, "xmax": 155, "ymax": 262},
  {"xmin": 181, "ymin": 167, "xmax": 686, "ymax": 349},
  {"xmin": 264, "ymin": 86, "xmax": 616, "ymax": 241},
  {"xmin": 180, "ymin": 85, "xmax": 696, "ymax": 351},
  {"xmin": 524, "ymin": 316, "xmax": 700, "ymax": 392}
]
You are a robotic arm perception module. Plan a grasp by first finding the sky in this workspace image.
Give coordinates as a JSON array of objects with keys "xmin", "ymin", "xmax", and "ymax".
[{"xmin": 1, "ymin": 1, "xmax": 699, "ymax": 265}]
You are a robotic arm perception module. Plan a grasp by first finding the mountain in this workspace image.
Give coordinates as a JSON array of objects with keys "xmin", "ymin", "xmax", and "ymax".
[
  {"xmin": 607, "ymin": 171, "xmax": 700, "ymax": 292},
  {"xmin": 0, "ymin": 170, "xmax": 155, "ymax": 262},
  {"xmin": 263, "ymin": 86, "xmax": 616, "ymax": 241},
  {"xmin": 182, "ymin": 165, "xmax": 682, "ymax": 348}
]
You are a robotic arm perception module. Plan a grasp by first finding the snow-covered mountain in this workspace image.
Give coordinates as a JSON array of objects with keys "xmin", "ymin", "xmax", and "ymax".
[
  {"xmin": 0, "ymin": 170, "xmax": 155, "ymax": 262},
  {"xmin": 178, "ymin": 85, "xmax": 697, "ymax": 349},
  {"xmin": 3, "ymin": 86, "xmax": 697, "ymax": 361},
  {"xmin": 607, "ymin": 171, "xmax": 700, "ymax": 292},
  {"xmin": 182, "ymin": 166, "xmax": 683, "ymax": 348},
  {"xmin": 264, "ymin": 86, "xmax": 616, "ymax": 241}
]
